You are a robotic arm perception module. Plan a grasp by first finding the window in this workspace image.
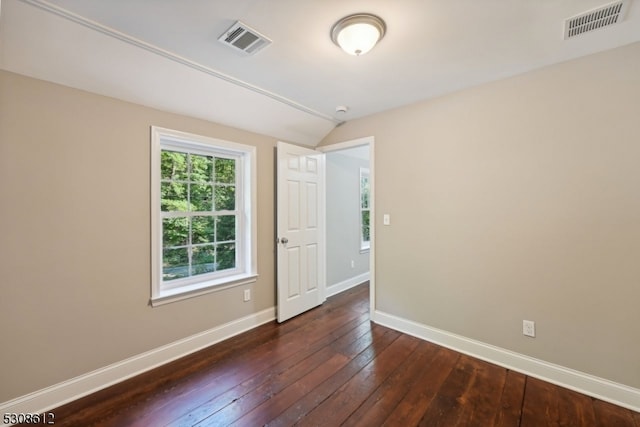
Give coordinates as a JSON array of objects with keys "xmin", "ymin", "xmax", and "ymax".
[
  {"xmin": 151, "ymin": 127, "xmax": 257, "ymax": 305},
  {"xmin": 360, "ymin": 167, "xmax": 370, "ymax": 251}
]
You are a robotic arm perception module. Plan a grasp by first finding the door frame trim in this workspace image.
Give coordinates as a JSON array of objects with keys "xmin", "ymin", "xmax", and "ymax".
[{"xmin": 318, "ymin": 136, "xmax": 375, "ymax": 316}]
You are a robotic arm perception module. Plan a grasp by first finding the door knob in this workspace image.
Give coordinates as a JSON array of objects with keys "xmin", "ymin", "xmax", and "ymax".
[{"xmin": 280, "ymin": 237, "xmax": 288, "ymax": 244}]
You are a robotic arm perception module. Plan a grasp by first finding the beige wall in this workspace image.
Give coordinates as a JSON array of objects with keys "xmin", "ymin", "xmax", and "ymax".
[
  {"xmin": 321, "ymin": 42, "xmax": 640, "ymax": 389},
  {"xmin": 0, "ymin": 70, "xmax": 277, "ymax": 401}
]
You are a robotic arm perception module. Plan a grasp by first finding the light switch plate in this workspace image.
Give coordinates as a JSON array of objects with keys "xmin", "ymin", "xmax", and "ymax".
[{"xmin": 383, "ymin": 214, "xmax": 390, "ymax": 225}]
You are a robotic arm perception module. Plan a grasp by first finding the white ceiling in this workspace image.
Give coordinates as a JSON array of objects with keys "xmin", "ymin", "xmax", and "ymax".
[{"xmin": 2, "ymin": 0, "xmax": 639, "ymax": 146}]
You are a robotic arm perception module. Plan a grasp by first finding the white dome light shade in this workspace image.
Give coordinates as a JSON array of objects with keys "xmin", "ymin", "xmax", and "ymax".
[
  {"xmin": 331, "ymin": 14, "xmax": 386, "ymax": 56},
  {"xmin": 336, "ymin": 23, "xmax": 380, "ymax": 55}
]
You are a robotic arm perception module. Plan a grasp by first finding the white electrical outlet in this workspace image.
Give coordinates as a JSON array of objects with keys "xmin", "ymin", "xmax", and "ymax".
[
  {"xmin": 243, "ymin": 289, "xmax": 251, "ymax": 302},
  {"xmin": 383, "ymin": 214, "xmax": 391, "ymax": 225},
  {"xmin": 350, "ymin": 260, "xmax": 355, "ymax": 268},
  {"xmin": 523, "ymin": 320, "xmax": 535, "ymax": 337}
]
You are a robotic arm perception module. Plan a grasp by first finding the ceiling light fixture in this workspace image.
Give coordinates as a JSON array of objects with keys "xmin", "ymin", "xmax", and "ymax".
[{"xmin": 330, "ymin": 13, "xmax": 386, "ymax": 56}]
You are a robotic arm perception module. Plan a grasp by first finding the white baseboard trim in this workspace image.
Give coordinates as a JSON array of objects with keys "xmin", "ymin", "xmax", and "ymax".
[
  {"xmin": 1, "ymin": 307, "xmax": 276, "ymax": 415},
  {"xmin": 372, "ymin": 310, "xmax": 640, "ymax": 412},
  {"xmin": 326, "ymin": 272, "xmax": 370, "ymax": 298}
]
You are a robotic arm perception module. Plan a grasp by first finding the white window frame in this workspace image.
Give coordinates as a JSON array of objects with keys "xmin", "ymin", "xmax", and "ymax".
[
  {"xmin": 150, "ymin": 126, "xmax": 257, "ymax": 306},
  {"xmin": 360, "ymin": 167, "xmax": 371, "ymax": 252}
]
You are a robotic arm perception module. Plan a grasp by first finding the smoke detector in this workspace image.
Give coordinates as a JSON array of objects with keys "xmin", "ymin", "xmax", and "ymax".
[
  {"xmin": 218, "ymin": 21, "xmax": 272, "ymax": 55},
  {"xmin": 564, "ymin": 1, "xmax": 629, "ymax": 39}
]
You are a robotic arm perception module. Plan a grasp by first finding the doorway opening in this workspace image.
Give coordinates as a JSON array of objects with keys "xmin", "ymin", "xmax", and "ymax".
[{"xmin": 319, "ymin": 137, "xmax": 375, "ymax": 315}]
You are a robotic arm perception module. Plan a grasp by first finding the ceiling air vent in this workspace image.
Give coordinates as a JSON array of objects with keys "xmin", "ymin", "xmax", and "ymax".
[
  {"xmin": 218, "ymin": 21, "xmax": 272, "ymax": 55},
  {"xmin": 564, "ymin": 0, "xmax": 629, "ymax": 39}
]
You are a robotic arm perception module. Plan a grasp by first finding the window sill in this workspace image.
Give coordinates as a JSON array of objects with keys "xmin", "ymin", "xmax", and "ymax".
[{"xmin": 151, "ymin": 273, "xmax": 258, "ymax": 307}]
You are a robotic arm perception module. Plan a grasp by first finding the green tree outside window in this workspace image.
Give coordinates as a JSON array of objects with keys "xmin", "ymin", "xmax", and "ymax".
[{"xmin": 161, "ymin": 150, "xmax": 237, "ymax": 281}]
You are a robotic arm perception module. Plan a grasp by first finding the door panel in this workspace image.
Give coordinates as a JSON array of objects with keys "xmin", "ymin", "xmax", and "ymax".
[
  {"xmin": 287, "ymin": 247, "xmax": 300, "ymax": 297},
  {"xmin": 277, "ymin": 141, "xmax": 325, "ymax": 322},
  {"xmin": 287, "ymin": 181, "xmax": 300, "ymax": 230},
  {"xmin": 306, "ymin": 182, "xmax": 318, "ymax": 227},
  {"xmin": 306, "ymin": 243, "xmax": 318, "ymax": 291}
]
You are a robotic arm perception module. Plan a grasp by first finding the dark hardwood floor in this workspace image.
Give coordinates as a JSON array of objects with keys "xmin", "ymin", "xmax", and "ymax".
[{"xmin": 45, "ymin": 283, "xmax": 639, "ymax": 426}]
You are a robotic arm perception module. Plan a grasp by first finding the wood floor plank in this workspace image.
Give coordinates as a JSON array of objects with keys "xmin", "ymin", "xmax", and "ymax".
[
  {"xmin": 301, "ymin": 334, "xmax": 421, "ymax": 425},
  {"xmin": 231, "ymin": 325, "xmax": 399, "ymax": 427},
  {"xmin": 417, "ymin": 354, "xmax": 508, "ymax": 426},
  {"xmin": 177, "ymin": 314, "xmax": 375, "ymax": 426},
  {"xmin": 380, "ymin": 346, "xmax": 460, "ymax": 426},
  {"xmin": 341, "ymin": 340, "xmax": 441, "ymax": 426},
  {"xmin": 593, "ymin": 399, "xmax": 638, "ymax": 427},
  {"xmin": 521, "ymin": 377, "xmax": 597, "ymax": 427},
  {"xmin": 226, "ymin": 322, "xmax": 393, "ymax": 427},
  {"xmin": 259, "ymin": 326, "xmax": 402, "ymax": 427},
  {"xmin": 493, "ymin": 369, "xmax": 526, "ymax": 427}
]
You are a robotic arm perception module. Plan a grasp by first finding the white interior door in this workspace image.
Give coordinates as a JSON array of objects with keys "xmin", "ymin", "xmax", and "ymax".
[{"xmin": 276, "ymin": 141, "xmax": 325, "ymax": 322}]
